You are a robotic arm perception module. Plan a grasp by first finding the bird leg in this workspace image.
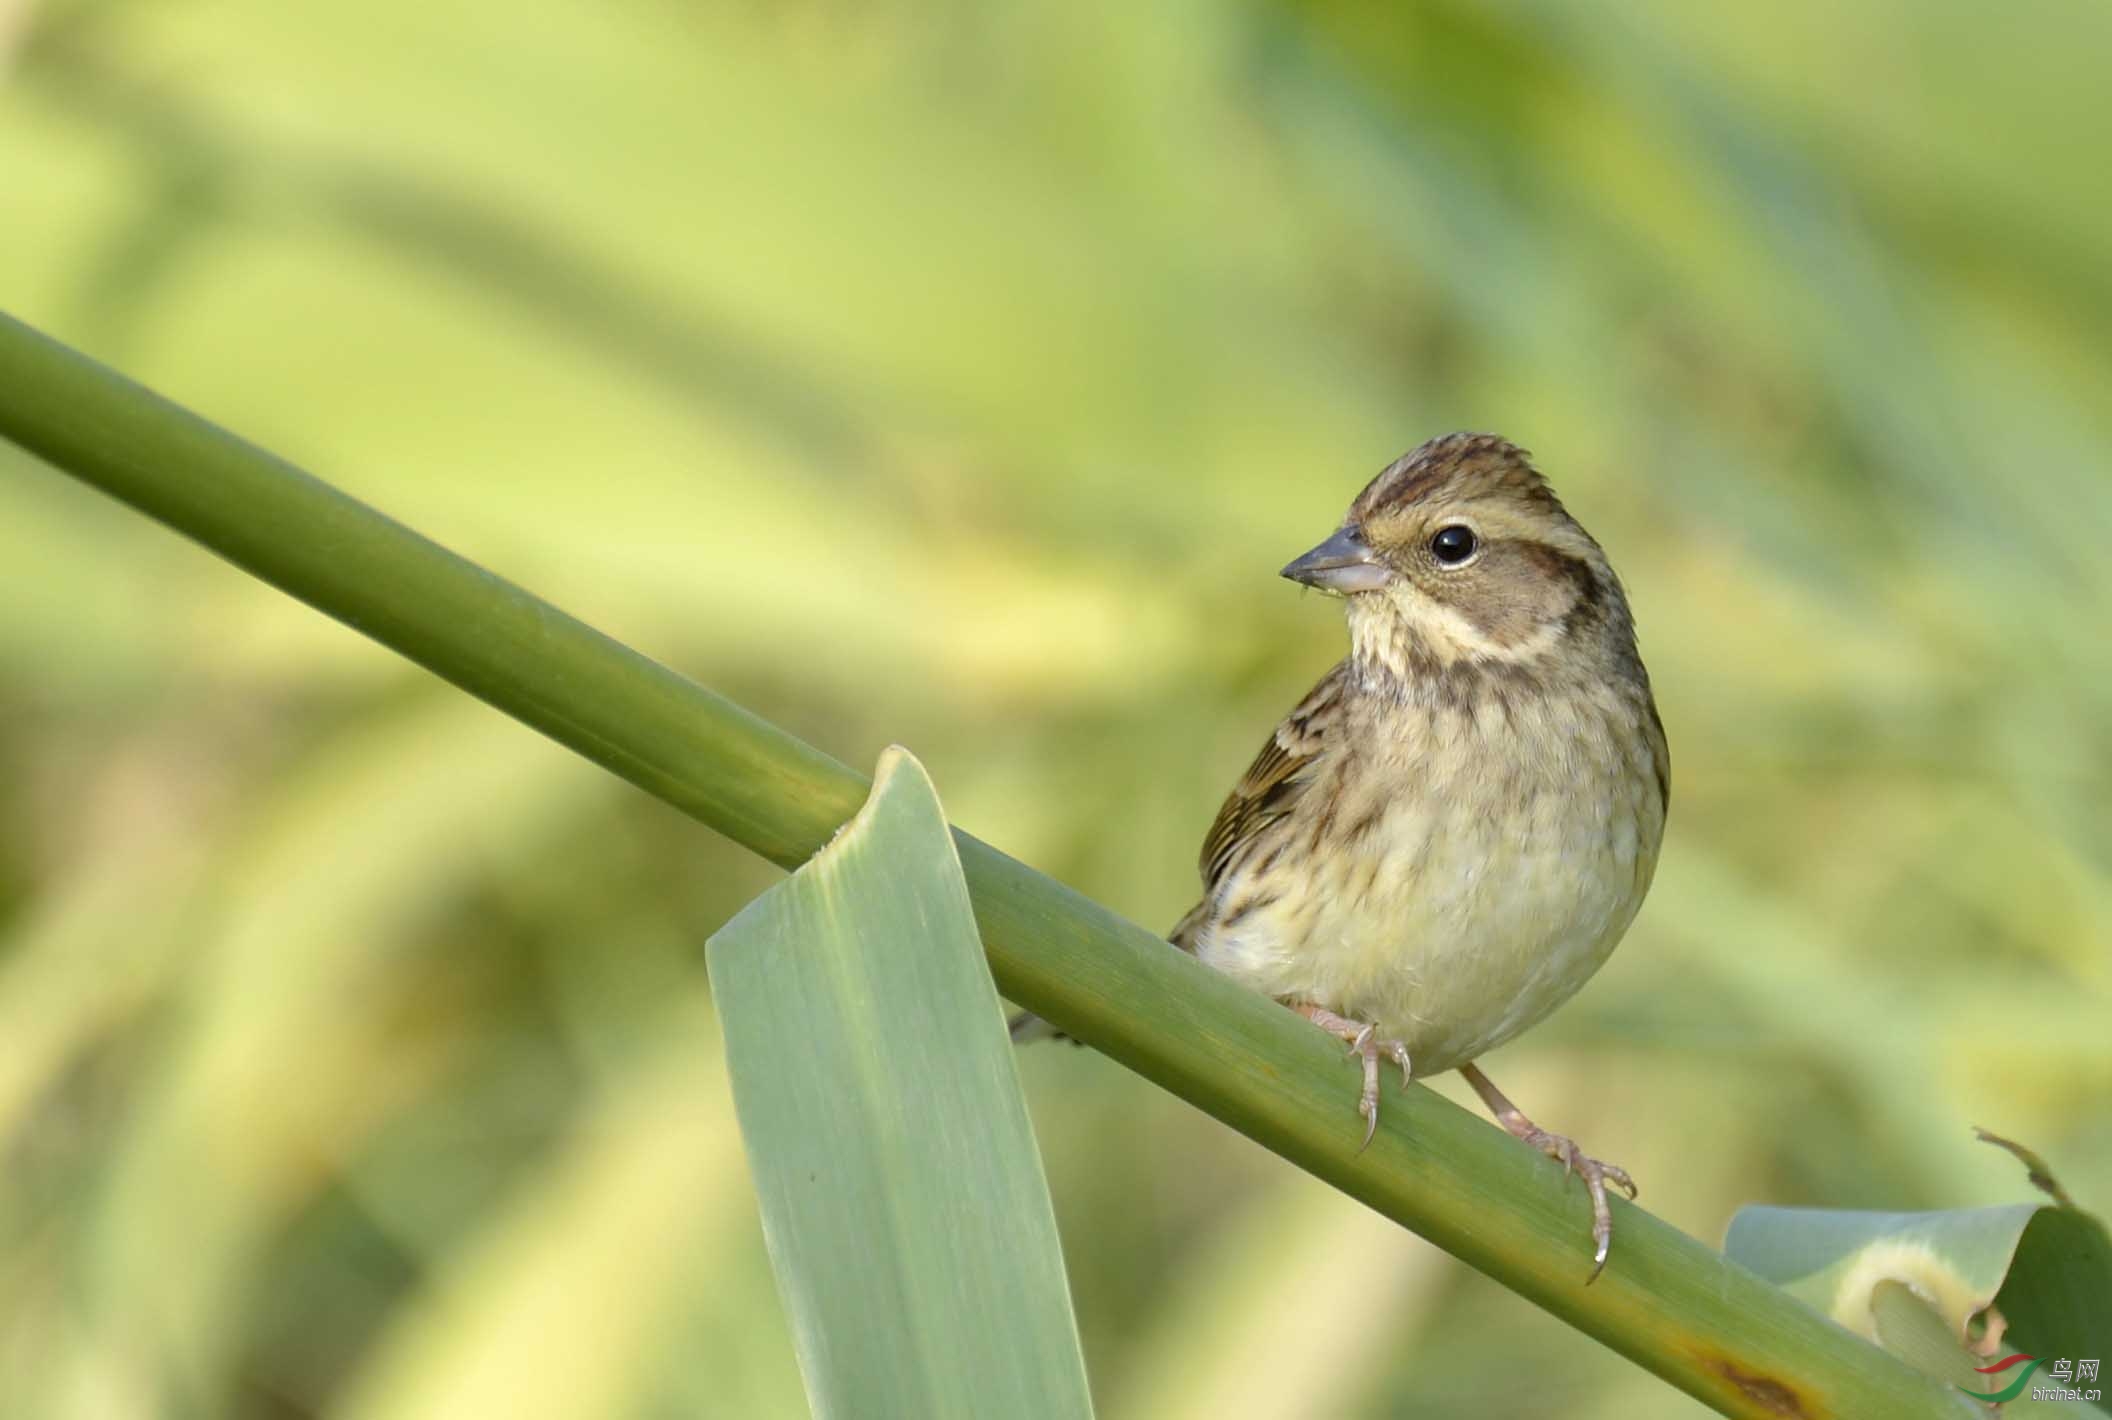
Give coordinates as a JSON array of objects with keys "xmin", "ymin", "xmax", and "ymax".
[
  {"xmin": 1289, "ymin": 1002, "xmax": 1412, "ymax": 1150},
  {"xmin": 1458, "ymin": 1062, "xmax": 1636, "ymax": 1282}
]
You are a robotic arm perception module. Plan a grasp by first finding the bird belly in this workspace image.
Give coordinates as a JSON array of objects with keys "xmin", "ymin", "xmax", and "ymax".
[{"xmin": 1195, "ymin": 742, "xmax": 1659, "ymax": 1076}]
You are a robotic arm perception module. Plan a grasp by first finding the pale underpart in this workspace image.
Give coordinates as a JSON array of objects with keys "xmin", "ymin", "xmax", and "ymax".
[{"xmin": 1191, "ymin": 670, "xmax": 1664, "ymax": 1076}]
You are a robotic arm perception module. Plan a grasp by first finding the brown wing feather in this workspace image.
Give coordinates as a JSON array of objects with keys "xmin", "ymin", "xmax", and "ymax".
[
  {"xmin": 1173, "ymin": 663, "xmax": 1348, "ymax": 948},
  {"xmin": 1018, "ymin": 673, "xmax": 1345, "ymax": 1039}
]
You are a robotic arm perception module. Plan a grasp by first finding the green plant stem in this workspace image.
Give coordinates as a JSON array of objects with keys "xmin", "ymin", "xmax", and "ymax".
[{"xmin": 0, "ymin": 310, "xmax": 1973, "ymax": 1419}]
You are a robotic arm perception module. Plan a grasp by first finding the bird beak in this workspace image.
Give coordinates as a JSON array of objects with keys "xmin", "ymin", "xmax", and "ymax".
[{"xmin": 1281, "ymin": 526, "xmax": 1391, "ymax": 594}]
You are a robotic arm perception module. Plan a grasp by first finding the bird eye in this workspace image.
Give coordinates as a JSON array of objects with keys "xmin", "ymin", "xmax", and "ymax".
[{"xmin": 1429, "ymin": 525, "xmax": 1478, "ymax": 565}]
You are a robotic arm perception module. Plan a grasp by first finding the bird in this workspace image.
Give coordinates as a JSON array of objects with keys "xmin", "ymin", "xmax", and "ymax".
[{"xmin": 1015, "ymin": 432, "xmax": 1668, "ymax": 1278}]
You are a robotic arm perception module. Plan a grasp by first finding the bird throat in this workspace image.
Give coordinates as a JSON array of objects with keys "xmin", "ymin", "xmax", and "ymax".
[{"xmin": 1346, "ymin": 593, "xmax": 1563, "ymax": 690}]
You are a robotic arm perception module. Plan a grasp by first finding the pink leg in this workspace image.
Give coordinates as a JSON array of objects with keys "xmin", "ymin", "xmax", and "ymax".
[
  {"xmin": 1460, "ymin": 1062, "xmax": 1636, "ymax": 1282},
  {"xmin": 1290, "ymin": 1002, "xmax": 1412, "ymax": 1150}
]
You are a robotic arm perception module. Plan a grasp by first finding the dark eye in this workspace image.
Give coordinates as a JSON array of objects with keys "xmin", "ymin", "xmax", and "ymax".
[{"xmin": 1429, "ymin": 525, "xmax": 1478, "ymax": 565}]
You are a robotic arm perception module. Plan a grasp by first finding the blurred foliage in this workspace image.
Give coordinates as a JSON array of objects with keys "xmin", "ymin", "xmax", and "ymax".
[{"xmin": 1, "ymin": 0, "xmax": 2108, "ymax": 1416}]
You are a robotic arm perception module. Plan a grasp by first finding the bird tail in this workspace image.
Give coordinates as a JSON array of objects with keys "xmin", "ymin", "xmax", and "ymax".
[
  {"xmin": 1009, "ymin": 900, "xmax": 1206, "ymax": 1046},
  {"xmin": 1167, "ymin": 899, "xmax": 1209, "ymax": 954},
  {"xmin": 1008, "ymin": 1010, "xmax": 1066, "ymax": 1044}
]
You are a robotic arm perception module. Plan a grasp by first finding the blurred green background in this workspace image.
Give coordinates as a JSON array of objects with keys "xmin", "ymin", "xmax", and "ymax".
[{"xmin": 3, "ymin": 0, "xmax": 2110, "ymax": 1416}]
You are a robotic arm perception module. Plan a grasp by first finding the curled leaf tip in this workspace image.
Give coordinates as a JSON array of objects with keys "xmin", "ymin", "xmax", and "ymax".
[{"xmin": 1973, "ymin": 1127, "xmax": 2076, "ymax": 1209}]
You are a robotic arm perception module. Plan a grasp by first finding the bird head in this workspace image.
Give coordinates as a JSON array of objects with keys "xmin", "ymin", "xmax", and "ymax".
[{"xmin": 1281, "ymin": 434, "xmax": 1635, "ymax": 677}]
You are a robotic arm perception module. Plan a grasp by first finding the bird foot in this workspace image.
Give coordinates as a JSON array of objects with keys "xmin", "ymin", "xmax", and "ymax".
[
  {"xmin": 1459, "ymin": 1062, "xmax": 1635, "ymax": 1282},
  {"xmin": 1289, "ymin": 1003, "xmax": 1411, "ymax": 1150},
  {"xmin": 1512, "ymin": 1123, "xmax": 1636, "ymax": 1282}
]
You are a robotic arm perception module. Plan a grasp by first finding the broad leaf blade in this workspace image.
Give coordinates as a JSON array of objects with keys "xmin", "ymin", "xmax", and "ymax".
[
  {"xmin": 708, "ymin": 746, "xmax": 1092, "ymax": 1420},
  {"xmin": 1728, "ymin": 1139, "xmax": 2112, "ymax": 1414},
  {"xmin": 1998, "ymin": 1207, "xmax": 2112, "ymax": 1412}
]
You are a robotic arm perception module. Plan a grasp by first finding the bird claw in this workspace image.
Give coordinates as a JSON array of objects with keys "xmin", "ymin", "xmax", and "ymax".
[
  {"xmin": 1515, "ymin": 1125, "xmax": 1634, "ymax": 1283},
  {"xmin": 1458, "ymin": 1063, "xmax": 1637, "ymax": 1282},
  {"xmin": 1291, "ymin": 1004, "xmax": 1411, "ymax": 1151}
]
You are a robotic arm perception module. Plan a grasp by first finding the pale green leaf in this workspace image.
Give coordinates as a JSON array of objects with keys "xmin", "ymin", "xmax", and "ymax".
[
  {"xmin": 1728, "ymin": 1137, "xmax": 2112, "ymax": 1413},
  {"xmin": 707, "ymin": 746, "xmax": 1092, "ymax": 1420}
]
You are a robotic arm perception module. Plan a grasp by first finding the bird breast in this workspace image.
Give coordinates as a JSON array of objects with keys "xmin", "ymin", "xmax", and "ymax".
[{"xmin": 1194, "ymin": 674, "xmax": 1665, "ymax": 1076}]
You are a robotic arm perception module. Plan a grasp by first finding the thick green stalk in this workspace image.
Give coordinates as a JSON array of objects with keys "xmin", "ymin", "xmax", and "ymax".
[{"xmin": 0, "ymin": 311, "xmax": 1970, "ymax": 1419}]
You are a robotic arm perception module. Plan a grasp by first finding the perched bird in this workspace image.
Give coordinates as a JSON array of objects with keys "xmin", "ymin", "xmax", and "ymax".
[{"xmin": 1017, "ymin": 433, "xmax": 1667, "ymax": 1276}]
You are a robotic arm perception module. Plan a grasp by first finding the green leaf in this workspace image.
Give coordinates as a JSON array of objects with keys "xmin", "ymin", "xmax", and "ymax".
[
  {"xmin": 707, "ymin": 746, "xmax": 1093, "ymax": 1420},
  {"xmin": 1727, "ymin": 1135, "xmax": 2112, "ymax": 1413}
]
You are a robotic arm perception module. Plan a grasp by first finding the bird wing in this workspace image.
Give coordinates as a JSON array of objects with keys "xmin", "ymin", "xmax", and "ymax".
[
  {"xmin": 1193, "ymin": 661, "xmax": 1349, "ymax": 902},
  {"xmin": 1044, "ymin": 664, "xmax": 1348, "ymax": 1026}
]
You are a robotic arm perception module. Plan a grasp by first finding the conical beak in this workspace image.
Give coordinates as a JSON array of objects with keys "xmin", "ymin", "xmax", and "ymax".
[{"xmin": 1281, "ymin": 526, "xmax": 1391, "ymax": 594}]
